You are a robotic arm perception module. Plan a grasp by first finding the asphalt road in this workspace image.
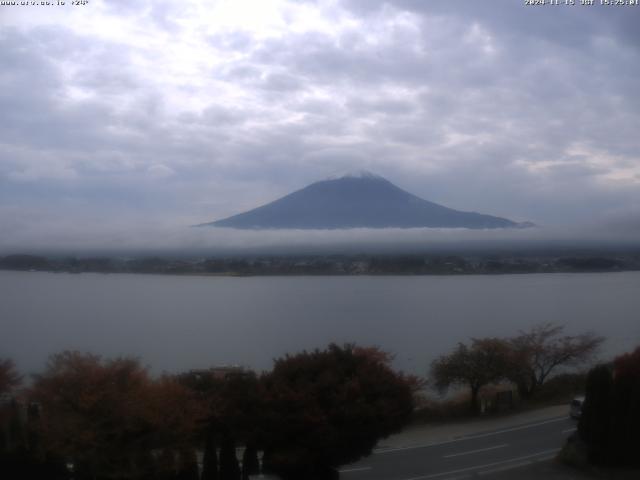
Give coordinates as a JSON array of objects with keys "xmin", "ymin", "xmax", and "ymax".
[{"xmin": 339, "ymin": 415, "xmax": 577, "ymax": 480}]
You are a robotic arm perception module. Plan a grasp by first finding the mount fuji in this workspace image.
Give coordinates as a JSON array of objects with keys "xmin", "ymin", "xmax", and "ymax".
[{"xmin": 200, "ymin": 172, "xmax": 528, "ymax": 230}]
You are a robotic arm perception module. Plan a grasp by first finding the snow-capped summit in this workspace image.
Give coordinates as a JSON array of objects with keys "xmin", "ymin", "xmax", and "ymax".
[{"xmin": 325, "ymin": 169, "xmax": 385, "ymax": 181}]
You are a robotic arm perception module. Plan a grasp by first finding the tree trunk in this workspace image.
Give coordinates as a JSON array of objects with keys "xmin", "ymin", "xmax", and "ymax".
[
  {"xmin": 219, "ymin": 435, "xmax": 240, "ymax": 480},
  {"xmin": 516, "ymin": 381, "xmax": 529, "ymax": 399},
  {"xmin": 201, "ymin": 433, "xmax": 219, "ymax": 480},
  {"xmin": 176, "ymin": 447, "xmax": 199, "ymax": 480},
  {"xmin": 470, "ymin": 385, "xmax": 480, "ymax": 414},
  {"xmin": 156, "ymin": 449, "xmax": 177, "ymax": 480},
  {"xmin": 241, "ymin": 443, "xmax": 260, "ymax": 480}
]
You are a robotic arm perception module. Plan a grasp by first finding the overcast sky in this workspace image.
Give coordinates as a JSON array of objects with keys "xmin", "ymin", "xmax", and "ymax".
[{"xmin": 1, "ymin": 0, "xmax": 639, "ymax": 250}]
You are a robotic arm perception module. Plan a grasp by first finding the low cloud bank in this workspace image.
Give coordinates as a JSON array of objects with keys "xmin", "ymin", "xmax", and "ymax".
[{"xmin": 1, "ymin": 215, "xmax": 639, "ymax": 256}]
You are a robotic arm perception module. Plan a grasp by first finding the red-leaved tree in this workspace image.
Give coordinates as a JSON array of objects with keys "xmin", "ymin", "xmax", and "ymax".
[
  {"xmin": 30, "ymin": 351, "xmax": 202, "ymax": 479},
  {"xmin": 260, "ymin": 344, "xmax": 418, "ymax": 480}
]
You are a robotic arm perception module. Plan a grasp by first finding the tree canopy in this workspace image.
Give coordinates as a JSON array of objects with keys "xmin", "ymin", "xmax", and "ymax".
[
  {"xmin": 259, "ymin": 344, "xmax": 418, "ymax": 479},
  {"xmin": 0, "ymin": 359, "xmax": 22, "ymax": 395},
  {"xmin": 431, "ymin": 338, "xmax": 513, "ymax": 412},
  {"xmin": 30, "ymin": 351, "xmax": 202, "ymax": 479},
  {"xmin": 431, "ymin": 324, "xmax": 603, "ymax": 411},
  {"xmin": 509, "ymin": 323, "xmax": 604, "ymax": 397}
]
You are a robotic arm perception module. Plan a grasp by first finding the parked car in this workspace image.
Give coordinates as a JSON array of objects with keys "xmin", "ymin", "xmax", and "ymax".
[{"xmin": 570, "ymin": 395, "xmax": 585, "ymax": 419}]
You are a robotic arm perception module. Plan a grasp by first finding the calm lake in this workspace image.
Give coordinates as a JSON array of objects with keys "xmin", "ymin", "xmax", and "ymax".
[{"xmin": 1, "ymin": 270, "xmax": 639, "ymax": 376}]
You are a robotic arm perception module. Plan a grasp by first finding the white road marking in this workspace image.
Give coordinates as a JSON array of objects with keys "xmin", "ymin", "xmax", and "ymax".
[
  {"xmin": 443, "ymin": 444, "xmax": 508, "ymax": 459},
  {"xmin": 375, "ymin": 417, "xmax": 567, "ymax": 455},
  {"xmin": 477, "ymin": 460, "xmax": 531, "ymax": 475},
  {"xmin": 400, "ymin": 448, "xmax": 561, "ymax": 480},
  {"xmin": 338, "ymin": 466, "xmax": 372, "ymax": 473},
  {"xmin": 562, "ymin": 427, "xmax": 577, "ymax": 433},
  {"xmin": 478, "ymin": 453, "xmax": 558, "ymax": 475}
]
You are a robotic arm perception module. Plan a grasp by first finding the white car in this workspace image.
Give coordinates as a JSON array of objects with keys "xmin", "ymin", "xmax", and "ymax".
[{"xmin": 570, "ymin": 395, "xmax": 585, "ymax": 419}]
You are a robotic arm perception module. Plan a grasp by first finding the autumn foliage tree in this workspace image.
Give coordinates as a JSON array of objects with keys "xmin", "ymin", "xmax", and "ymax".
[
  {"xmin": 259, "ymin": 344, "xmax": 417, "ymax": 480},
  {"xmin": 431, "ymin": 325, "xmax": 604, "ymax": 411},
  {"xmin": 431, "ymin": 338, "xmax": 513, "ymax": 413},
  {"xmin": 29, "ymin": 351, "xmax": 203, "ymax": 480},
  {"xmin": 508, "ymin": 323, "xmax": 604, "ymax": 398},
  {"xmin": 176, "ymin": 368, "xmax": 262, "ymax": 479},
  {"xmin": 1, "ymin": 359, "xmax": 25, "ymax": 476},
  {"xmin": 0, "ymin": 358, "xmax": 22, "ymax": 395},
  {"xmin": 0, "ymin": 358, "xmax": 23, "ymax": 454},
  {"xmin": 1, "ymin": 358, "xmax": 70, "ymax": 479},
  {"xmin": 176, "ymin": 368, "xmax": 262, "ymax": 439}
]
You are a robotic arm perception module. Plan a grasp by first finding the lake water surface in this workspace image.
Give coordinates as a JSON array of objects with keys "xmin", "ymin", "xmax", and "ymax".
[{"xmin": 1, "ymin": 271, "xmax": 639, "ymax": 376}]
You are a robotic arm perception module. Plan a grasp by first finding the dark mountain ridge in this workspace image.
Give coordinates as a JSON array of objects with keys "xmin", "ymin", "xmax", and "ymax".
[{"xmin": 201, "ymin": 172, "xmax": 527, "ymax": 229}]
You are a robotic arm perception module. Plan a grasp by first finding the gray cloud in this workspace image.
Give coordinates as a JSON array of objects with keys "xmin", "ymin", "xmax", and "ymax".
[{"xmin": 0, "ymin": 0, "xmax": 639, "ymax": 247}]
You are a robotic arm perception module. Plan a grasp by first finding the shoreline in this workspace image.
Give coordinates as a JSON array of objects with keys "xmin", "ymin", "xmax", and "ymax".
[{"xmin": 1, "ymin": 251, "xmax": 639, "ymax": 277}]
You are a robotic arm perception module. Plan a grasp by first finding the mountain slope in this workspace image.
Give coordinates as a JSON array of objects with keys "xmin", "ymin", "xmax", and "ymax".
[{"xmin": 202, "ymin": 173, "xmax": 523, "ymax": 229}]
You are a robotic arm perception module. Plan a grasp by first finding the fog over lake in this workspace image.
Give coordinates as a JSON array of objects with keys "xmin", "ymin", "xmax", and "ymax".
[{"xmin": 2, "ymin": 271, "xmax": 639, "ymax": 377}]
